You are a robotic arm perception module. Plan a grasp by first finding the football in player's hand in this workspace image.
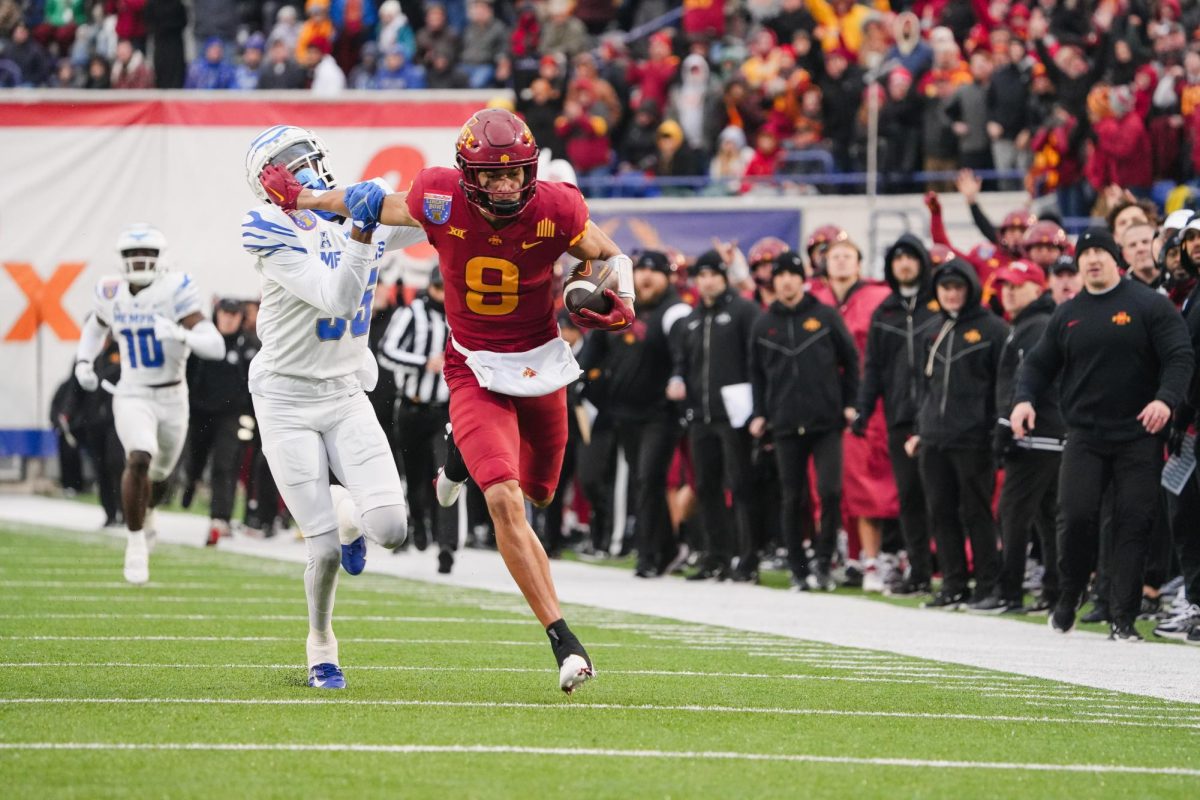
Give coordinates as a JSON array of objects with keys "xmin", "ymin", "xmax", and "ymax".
[{"xmin": 563, "ymin": 259, "xmax": 619, "ymax": 315}]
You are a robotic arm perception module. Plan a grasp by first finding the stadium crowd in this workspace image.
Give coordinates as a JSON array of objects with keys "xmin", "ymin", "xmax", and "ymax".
[
  {"xmin": 7, "ymin": 0, "xmax": 1200, "ymax": 200},
  {"xmin": 54, "ymin": 166, "xmax": 1200, "ymax": 644}
]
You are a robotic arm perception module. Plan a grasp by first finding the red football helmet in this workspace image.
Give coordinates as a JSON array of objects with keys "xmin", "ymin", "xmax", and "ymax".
[
  {"xmin": 455, "ymin": 108, "xmax": 539, "ymax": 218},
  {"xmin": 748, "ymin": 236, "xmax": 791, "ymax": 268},
  {"xmin": 1021, "ymin": 220, "xmax": 1068, "ymax": 252},
  {"xmin": 1000, "ymin": 209, "xmax": 1037, "ymax": 232},
  {"xmin": 806, "ymin": 225, "xmax": 849, "ymax": 257}
]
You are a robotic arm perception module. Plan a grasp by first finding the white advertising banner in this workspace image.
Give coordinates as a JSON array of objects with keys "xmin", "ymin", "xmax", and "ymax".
[{"xmin": 0, "ymin": 91, "xmax": 491, "ymax": 455}]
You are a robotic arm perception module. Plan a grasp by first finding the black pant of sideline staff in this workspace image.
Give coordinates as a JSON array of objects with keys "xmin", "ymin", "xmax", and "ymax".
[
  {"xmin": 185, "ymin": 411, "xmax": 244, "ymax": 522},
  {"xmin": 615, "ymin": 416, "xmax": 681, "ymax": 574},
  {"xmin": 774, "ymin": 429, "xmax": 842, "ymax": 578},
  {"xmin": 1058, "ymin": 435, "xmax": 1163, "ymax": 626},
  {"xmin": 83, "ymin": 421, "xmax": 124, "ymax": 526},
  {"xmin": 689, "ymin": 419, "xmax": 754, "ymax": 575},
  {"xmin": 887, "ymin": 424, "xmax": 932, "ymax": 585},
  {"xmin": 998, "ymin": 450, "xmax": 1060, "ymax": 606},
  {"xmin": 919, "ymin": 444, "xmax": 1000, "ymax": 598},
  {"xmin": 394, "ymin": 403, "xmax": 457, "ymax": 554}
]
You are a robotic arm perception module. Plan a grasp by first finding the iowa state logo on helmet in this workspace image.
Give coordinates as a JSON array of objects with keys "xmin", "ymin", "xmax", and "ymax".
[{"xmin": 423, "ymin": 192, "xmax": 453, "ymax": 224}]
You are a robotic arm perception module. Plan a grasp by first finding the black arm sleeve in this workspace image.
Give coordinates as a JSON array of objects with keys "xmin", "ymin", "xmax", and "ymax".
[
  {"xmin": 969, "ymin": 203, "xmax": 999, "ymax": 245},
  {"xmin": 831, "ymin": 312, "xmax": 861, "ymax": 411},
  {"xmin": 749, "ymin": 318, "xmax": 767, "ymax": 420},
  {"xmin": 1014, "ymin": 308, "xmax": 1064, "ymax": 407},
  {"xmin": 856, "ymin": 314, "xmax": 884, "ymax": 416},
  {"xmin": 1148, "ymin": 296, "xmax": 1195, "ymax": 409}
]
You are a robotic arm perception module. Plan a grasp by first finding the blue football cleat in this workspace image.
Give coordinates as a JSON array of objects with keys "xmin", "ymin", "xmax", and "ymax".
[
  {"xmin": 341, "ymin": 536, "xmax": 366, "ymax": 576},
  {"xmin": 308, "ymin": 662, "xmax": 346, "ymax": 689}
]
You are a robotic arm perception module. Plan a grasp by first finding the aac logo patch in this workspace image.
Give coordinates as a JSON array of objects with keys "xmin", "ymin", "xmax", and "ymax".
[
  {"xmin": 963, "ymin": 329, "xmax": 982, "ymax": 343},
  {"xmin": 287, "ymin": 210, "xmax": 317, "ymax": 230},
  {"xmin": 1112, "ymin": 311, "xmax": 1132, "ymax": 326},
  {"xmin": 423, "ymin": 193, "xmax": 453, "ymax": 224},
  {"xmin": 803, "ymin": 317, "xmax": 822, "ymax": 332}
]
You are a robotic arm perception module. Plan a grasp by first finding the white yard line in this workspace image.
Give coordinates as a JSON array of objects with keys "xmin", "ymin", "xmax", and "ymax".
[
  {"xmin": 0, "ymin": 742, "xmax": 1195, "ymax": 776},
  {"xmin": 0, "ymin": 697, "xmax": 1195, "ymax": 731},
  {"xmin": 2, "ymin": 496, "xmax": 1198, "ymax": 704}
]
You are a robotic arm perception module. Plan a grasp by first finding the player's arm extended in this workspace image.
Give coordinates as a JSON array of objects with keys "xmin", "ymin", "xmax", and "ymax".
[
  {"xmin": 259, "ymin": 165, "xmax": 420, "ymax": 227},
  {"xmin": 567, "ymin": 221, "xmax": 633, "ymax": 302}
]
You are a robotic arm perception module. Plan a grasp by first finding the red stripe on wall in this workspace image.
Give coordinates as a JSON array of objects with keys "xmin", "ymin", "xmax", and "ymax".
[{"xmin": 0, "ymin": 99, "xmax": 486, "ymax": 128}]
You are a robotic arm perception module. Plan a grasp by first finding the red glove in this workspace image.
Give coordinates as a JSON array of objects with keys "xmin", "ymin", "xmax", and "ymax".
[
  {"xmin": 924, "ymin": 191, "xmax": 941, "ymax": 215},
  {"xmin": 260, "ymin": 163, "xmax": 303, "ymax": 211},
  {"xmin": 571, "ymin": 290, "xmax": 634, "ymax": 331}
]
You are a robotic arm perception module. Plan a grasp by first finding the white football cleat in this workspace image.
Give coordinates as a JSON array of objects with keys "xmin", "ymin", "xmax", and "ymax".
[
  {"xmin": 124, "ymin": 532, "xmax": 149, "ymax": 585},
  {"xmin": 435, "ymin": 424, "xmax": 468, "ymax": 508},
  {"xmin": 559, "ymin": 654, "xmax": 595, "ymax": 695}
]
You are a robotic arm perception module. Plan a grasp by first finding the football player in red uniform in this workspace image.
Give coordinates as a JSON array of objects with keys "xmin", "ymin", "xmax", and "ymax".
[{"xmin": 259, "ymin": 108, "xmax": 633, "ymax": 694}]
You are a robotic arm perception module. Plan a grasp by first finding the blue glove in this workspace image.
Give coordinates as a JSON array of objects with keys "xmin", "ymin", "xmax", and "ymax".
[{"xmin": 345, "ymin": 181, "xmax": 386, "ymax": 232}]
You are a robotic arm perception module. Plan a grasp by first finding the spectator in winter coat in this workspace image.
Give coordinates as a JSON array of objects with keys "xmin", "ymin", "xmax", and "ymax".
[
  {"xmin": 268, "ymin": 5, "xmax": 301, "ymax": 52},
  {"xmin": 3, "ymin": 22, "xmax": 50, "ymax": 85},
  {"xmin": 886, "ymin": 11, "xmax": 932, "ymax": 80},
  {"xmin": 617, "ymin": 99, "xmax": 661, "ymax": 171},
  {"xmin": 627, "ymin": 32, "xmax": 679, "ymax": 113},
  {"xmin": 919, "ymin": 41, "xmax": 972, "ymax": 187},
  {"xmin": 879, "ymin": 67, "xmax": 922, "ymax": 188},
  {"xmin": 109, "ymin": 0, "xmax": 147, "ymax": 50},
  {"xmin": 1088, "ymin": 85, "xmax": 1152, "ymax": 198},
  {"xmin": 540, "ymin": 0, "xmax": 588, "ymax": 59},
  {"xmin": 520, "ymin": 77, "xmax": 565, "ymax": 159},
  {"xmin": 820, "ymin": 47, "xmax": 866, "ymax": 173},
  {"xmin": 806, "ymin": 0, "xmax": 889, "ymax": 57},
  {"xmin": 425, "ymin": 45, "xmax": 467, "ymax": 88},
  {"xmin": 741, "ymin": 127, "xmax": 784, "ymax": 194},
  {"xmin": 567, "ymin": 54, "xmax": 621, "ymax": 129},
  {"xmin": 257, "ymin": 35, "xmax": 307, "ymax": 89},
  {"xmin": 555, "ymin": 99, "xmax": 613, "ymax": 185},
  {"xmin": 295, "ymin": 0, "xmax": 334, "ymax": 64},
  {"xmin": 232, "ymin": 34, "xmax": 263, "ymax": 90},
  {"xmin": 374, "ymin": 1, "xmax": 412, "ymax": 59},
  {"xmin": 457, "ymin": 0, "xmax": 508, "ymax": 88},
  {"xmin": 111, "ymin": 36, "xmax": 153, "ymax": 87},
  {"xmin": 373, "ymin": 44, "xmax": 426, "ymax": 89},
  {"xmin": 650, "ymin": 119, "xmax": 705, "ymax": 194},
  {"xmin": 415, "ymin": 3, "xmax": 458, "ymax": 69},
  {"xmin": 670, "ymin": 53, "xmax": 718, "ymax": 153},
  {"xmin": 987, "ymin": 42, "xmax": 1030, "ymax": 190},
  {"xmin": 348, "ymin": 41, "xmax": 379, "ymax": 89},
  {"xmin": 947, "ymin": 49, "xmax": 995, "ymax": 172},
  {"xmin": 184, "ymin": 36, "xmax": 236, "ymax": 89},
  {"xmin": 708, "ymin": 125, "xmax": 754, "ymax": 196}
]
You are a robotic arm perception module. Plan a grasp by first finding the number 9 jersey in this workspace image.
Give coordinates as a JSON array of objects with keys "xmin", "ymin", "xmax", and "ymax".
[
  {"xmin": 404, "ymin": 167, "xmax": 589, "ymax": 354},
  {"xmin": 92, "ymin": 271, "xmax": 201, "ymax": 390},
  {"xmin": 241, "ymin": 188, "xmax": 426, "ymax": 384}
]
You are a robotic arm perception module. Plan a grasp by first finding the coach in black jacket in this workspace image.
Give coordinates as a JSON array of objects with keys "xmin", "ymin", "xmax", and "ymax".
[
  {"xmin": 749, "ymin": 251, "xmax": 859, "ymax": 588},
  {"xmin": 582, "ymin": 251, "xmax": 693, "ymax": 577},
  {"xmin": 856, "ymin": 233, "xmax": 942, "ymax": 594},
  {"xmin": 979, "ymin": 261, "xmax": 1064, "ymax": 613},
  {"xmin": 908, "ymin": 258, "xmax": 1009, "ymax": 609},
  {"xmin": 668, "ymin": 249, "xmax": 761, "ymax": 580},
  {"xmin": 1015, "ymin": 229, "xmax": 1194, "ymax": 639}
]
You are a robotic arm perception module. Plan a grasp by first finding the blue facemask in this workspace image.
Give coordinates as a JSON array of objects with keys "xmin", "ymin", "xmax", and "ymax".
[{"xmin": 295, "ymin": 167, "xmax": 338, "ymax": 220}]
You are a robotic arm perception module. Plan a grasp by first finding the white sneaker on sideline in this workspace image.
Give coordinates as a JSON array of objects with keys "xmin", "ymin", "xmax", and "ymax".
[{"xmin": 862, "ymin": 560, "xmax": 885, "ymax": 593}]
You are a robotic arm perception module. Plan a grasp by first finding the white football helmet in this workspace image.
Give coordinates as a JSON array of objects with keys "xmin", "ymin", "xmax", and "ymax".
[
  {"xmin": 116, "ymin": 223, "xmax": 167, "ymax": 285},
  {"xmin": 245, "ymin": 125, "xmax": 336, "ymax": 203}
]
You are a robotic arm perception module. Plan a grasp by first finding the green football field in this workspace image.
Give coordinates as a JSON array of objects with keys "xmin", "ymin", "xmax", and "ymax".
[{"xmin": 1, "ymin": 523, "xmax": 1197, "ymax": 799}]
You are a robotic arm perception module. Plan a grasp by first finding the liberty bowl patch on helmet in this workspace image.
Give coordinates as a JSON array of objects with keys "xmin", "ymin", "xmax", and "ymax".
[
  {"xmin": 423, "ymin": 193, "xmax": 453, "ymax": 224},
  {"xmin": 287, "ymin": 210, "xmax": 318, "ymax": 231},
  {"xmin": 101, "ymin": 280, "xmax": 120, "ymax": 299}
]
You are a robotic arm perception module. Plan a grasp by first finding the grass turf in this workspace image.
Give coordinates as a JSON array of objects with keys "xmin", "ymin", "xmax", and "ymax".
[{"xmin": 0, "ymin": 523, "xmax": 1196, "ymax": 799}]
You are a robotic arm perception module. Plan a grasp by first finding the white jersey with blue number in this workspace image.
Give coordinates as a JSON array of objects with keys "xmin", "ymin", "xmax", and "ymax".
[
  {"xmin": 241, "ymin": 194, "xmax": 426, "ymax": 384},
  {"xmin": 92, "ymin": 272, "xmax": 202, "ymax": 391}
]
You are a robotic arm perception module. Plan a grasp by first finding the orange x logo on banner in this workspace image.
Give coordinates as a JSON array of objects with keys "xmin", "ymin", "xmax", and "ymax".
[{"xmin": 4, "ymin": 262, "xmax": 85, "ymax": 342}]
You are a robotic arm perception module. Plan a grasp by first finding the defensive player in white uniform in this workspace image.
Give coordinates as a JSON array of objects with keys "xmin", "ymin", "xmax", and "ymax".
[
  {"xmin": 242, "ymin": 125, "xmax": 424, "ymax": 689},
  {"xmin": 74, "ymin": 225, "xmax": 226, "ymax": 584}
]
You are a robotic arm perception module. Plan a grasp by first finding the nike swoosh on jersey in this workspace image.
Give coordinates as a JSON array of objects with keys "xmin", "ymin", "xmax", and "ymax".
[{"xmin": 521, "ymin": 240, "xmax": 543, "ymax": 250}]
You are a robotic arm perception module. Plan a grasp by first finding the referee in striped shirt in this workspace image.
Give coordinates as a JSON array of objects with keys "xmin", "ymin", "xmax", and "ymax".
[{"xmin": 378, "ymin": 267, "xmax": 456, "ymax": 573}]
